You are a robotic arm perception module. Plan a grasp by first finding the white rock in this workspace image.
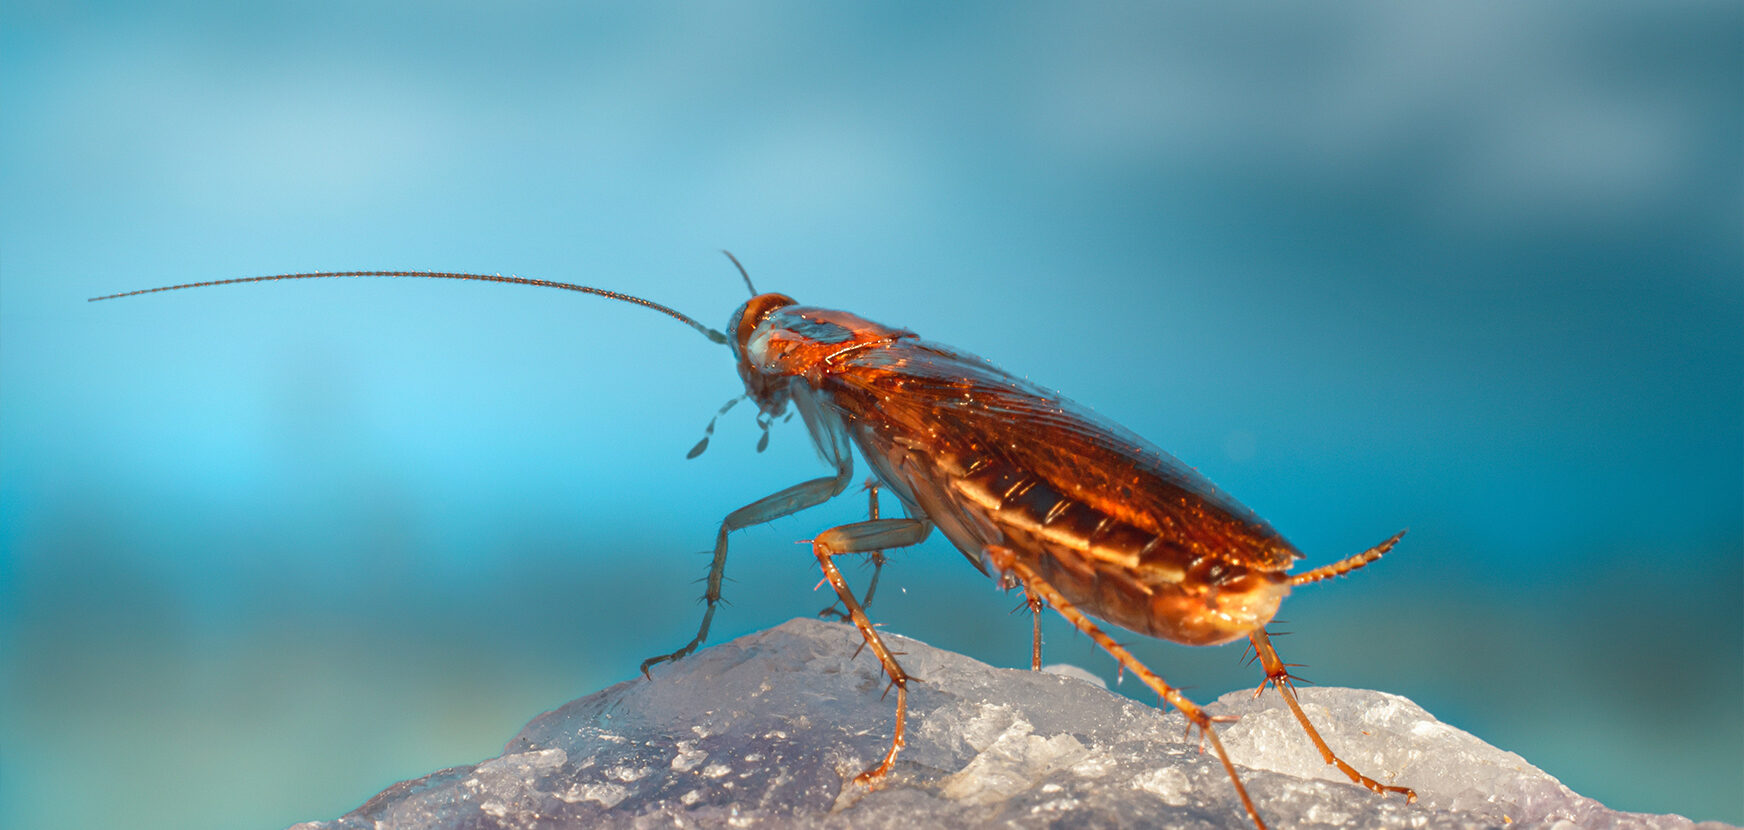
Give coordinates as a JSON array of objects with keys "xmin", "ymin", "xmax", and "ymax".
[{"xmin": 288, "ymin": 618, "xmax": 1732, "ymax": 830}]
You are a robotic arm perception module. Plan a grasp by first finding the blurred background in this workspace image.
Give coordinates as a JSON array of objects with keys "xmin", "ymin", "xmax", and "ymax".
[{"xmin": 2, "ymin": 2, "xmax": 1739, "ymax": 827}]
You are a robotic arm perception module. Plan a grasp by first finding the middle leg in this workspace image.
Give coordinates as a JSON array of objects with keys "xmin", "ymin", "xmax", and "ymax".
[
  {"xmin": 819, "ymin": 480, "xmax": 889, "ymax": 620},
  {"xmin": 1023, "ymin": 584, "xmax": 1044, "ymax": 670},
  {"xmin": 811, "ymin": 516, "xmax": 934, "ymax": 783},
  {"xmin": 1000, "ymin": 575, "xmax": 1046, "ymax": 670}
]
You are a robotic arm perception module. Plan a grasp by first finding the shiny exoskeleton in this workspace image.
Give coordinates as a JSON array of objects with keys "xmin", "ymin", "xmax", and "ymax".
[
  {"xmin": 91, "ymin": 267, "xmax": 1414, "ymax": 830},
  {"xmin": 737, "ymin": 293, "xmax": 1298, "ymax": 645},
  {"xmin": 661, "ymin": 292, "xmax": 1415, "ymax": 829}
]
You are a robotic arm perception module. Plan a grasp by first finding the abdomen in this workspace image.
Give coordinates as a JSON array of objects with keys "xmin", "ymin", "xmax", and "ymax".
[{"xmin": 857, "ymin": 430, "xmax": 1290, "ymax": 647}]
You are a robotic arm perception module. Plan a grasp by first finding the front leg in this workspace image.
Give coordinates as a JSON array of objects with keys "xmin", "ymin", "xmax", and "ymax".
[{"xmin": 641, "ymin": 462, "xmax": 854, "ymax": 676}]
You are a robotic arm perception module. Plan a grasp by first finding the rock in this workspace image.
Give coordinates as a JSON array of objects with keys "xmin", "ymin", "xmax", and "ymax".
[{"xmin": 291, "ymin": 618, "xmax": 1730, "ymax": 830}]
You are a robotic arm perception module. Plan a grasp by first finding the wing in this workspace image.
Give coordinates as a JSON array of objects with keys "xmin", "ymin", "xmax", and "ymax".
[{"xmin": 821, "ymin": 336, "xmax": 1302, "ymax": 572}]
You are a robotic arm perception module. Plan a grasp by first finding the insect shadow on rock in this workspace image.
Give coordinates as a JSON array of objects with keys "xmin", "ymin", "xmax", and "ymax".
[{"xmin": 90, "ymin": 255, "xmax": 1415, "ymax": 830}]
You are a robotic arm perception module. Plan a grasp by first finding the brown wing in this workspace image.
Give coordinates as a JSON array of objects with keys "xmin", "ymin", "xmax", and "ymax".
[{"xmin": 821, "ymin": 336, "xmax": 1302, "ymax": 572}]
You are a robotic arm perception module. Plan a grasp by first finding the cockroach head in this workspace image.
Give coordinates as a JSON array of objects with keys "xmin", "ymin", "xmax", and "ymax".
[{"xmin": 728, "ymin": 292, "xmax": 799, "ymax": 416}]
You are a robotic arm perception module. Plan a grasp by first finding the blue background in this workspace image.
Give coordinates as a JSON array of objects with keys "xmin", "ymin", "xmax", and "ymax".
[{"xmin": 3, "ymin": 3, "xmax": 1739, "ymax": 828}]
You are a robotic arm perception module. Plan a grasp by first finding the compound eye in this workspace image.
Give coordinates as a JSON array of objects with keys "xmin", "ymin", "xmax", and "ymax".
[
  {"xmin": 727, "ymin": 301, "xmax": 752, "ymax": 360},
  {"xmin": 731, "ymin": 293, "xmax": 798, "ymax": 357}
]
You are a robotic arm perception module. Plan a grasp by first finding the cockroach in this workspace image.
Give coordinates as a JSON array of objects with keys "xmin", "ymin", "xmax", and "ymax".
[{"xmin": 91, "ymin": 261, "xmax": 1415, "ymax": 829}]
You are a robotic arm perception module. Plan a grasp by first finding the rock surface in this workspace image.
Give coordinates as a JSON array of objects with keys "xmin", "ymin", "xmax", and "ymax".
[{"xmin": 292, "ymin": 619, "xmax": 1729, "ymax": 829}]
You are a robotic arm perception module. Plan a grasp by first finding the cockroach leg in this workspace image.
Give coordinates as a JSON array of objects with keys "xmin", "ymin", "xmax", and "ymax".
[
  {"xmin": 641, "ymin": 464, "xmax": 853, "ymax": 677},
  {"xmin": 819, "ymin": 480, "xmax": 888, "ymax": 621},
  {"xmin": 1247, "ymin": 628, "xmax": 1416, "ymax": 802},
  {"xmin": 855, "ymin": 482, "xmax": 889, "ymax": 608},
  {"xmin": 995, "ymin": 574, "xmax": 1043, "ymax": 667},
  {"xmin": 989, "ymin": 546, "xmax": 1268, "ymax": 830},
  {"xmin": 811, "ymin": 517, "xmax": 934, "ymax": 784},
  {"xmin": 1023, "ymin": 584, "xmax": 1044, "ymax": 670}
]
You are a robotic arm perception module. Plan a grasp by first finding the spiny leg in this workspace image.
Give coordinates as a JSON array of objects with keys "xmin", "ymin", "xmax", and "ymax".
[
  {"xmin": 996, "ymin": 573, "xmax": 1047, "ymax": 669},
  {"xmin": 1248, "ymin": 628, "xmax": 1416, "ymax": 802},
  {"xmin": 989, "ymin": 546, "xmax": 1268, "ymax": 830},
  {"xmin": 812, "ymin": 516, "xmax": 934, "ymax": 783},
  {"xmin": 1021, "ymin": 583, "xmax": 1045, "ymax": 670},
  {"xmin": 641, "ymin": 465, "xmax": 852, "ymax": 676},
  {"xmin": 819, "ymin": 480, "xmax": 888, "ymax": 620}
]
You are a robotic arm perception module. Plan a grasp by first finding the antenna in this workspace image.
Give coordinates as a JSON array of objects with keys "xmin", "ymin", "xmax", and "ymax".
[
  {"xmin": 721, "ymin": 250, "xmax": 757, "ymax": 297},
  {"xmin": 89, "ymin": 270, "xmax": 730, "ymax": 344}
]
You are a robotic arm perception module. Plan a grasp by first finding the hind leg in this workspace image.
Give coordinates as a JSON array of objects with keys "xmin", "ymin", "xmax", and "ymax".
[
  {"xmin": 1247, "ymin": 628, "xmax": 1416, "ymax": 801},
  {"xmin": 988, "ymin": 545, "xmax": 1267, "ymax": 830}
]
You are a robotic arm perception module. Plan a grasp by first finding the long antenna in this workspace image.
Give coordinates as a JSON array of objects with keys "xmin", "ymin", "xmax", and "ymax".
[
  {"xmin": 89, "ymin": 270, "xmax": 729, "ymax": 344},
  {"xmin": 721, "ymin": 250, "xmax": 757, "ymax": 296}
]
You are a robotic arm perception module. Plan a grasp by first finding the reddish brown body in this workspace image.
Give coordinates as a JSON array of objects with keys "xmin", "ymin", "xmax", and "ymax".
[
  {"xmin": 736, "ymin": 297, "xmax": 1296, "ymax": 646},
  {"xmin": 720, "ymin": 292, "xmax": 1414, "ymax": 829},
  {"xmin": 92, "ymin": 267, "xmax": 1414, "ymax": 830}
]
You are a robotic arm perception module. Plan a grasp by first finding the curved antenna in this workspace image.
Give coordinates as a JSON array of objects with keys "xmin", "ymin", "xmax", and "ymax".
[
  {"xmin": 89, "ymin": 270, "xmax": 730, "ymax": 345},
  {"xmin": 720, "ymin": 250, "xmax": 757, "ymax": 297}
]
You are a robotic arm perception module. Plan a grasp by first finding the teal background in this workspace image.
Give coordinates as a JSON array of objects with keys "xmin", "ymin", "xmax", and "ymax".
[{"xmin": 3, "ymin": 3, "xmax": 1739, "ymax": 828}]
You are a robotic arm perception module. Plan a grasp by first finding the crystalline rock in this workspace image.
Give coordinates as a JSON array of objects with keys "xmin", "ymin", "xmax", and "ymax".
[{"xmin": 291, "ymin": 618, "xmax": 1730, "ymax": 829}]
